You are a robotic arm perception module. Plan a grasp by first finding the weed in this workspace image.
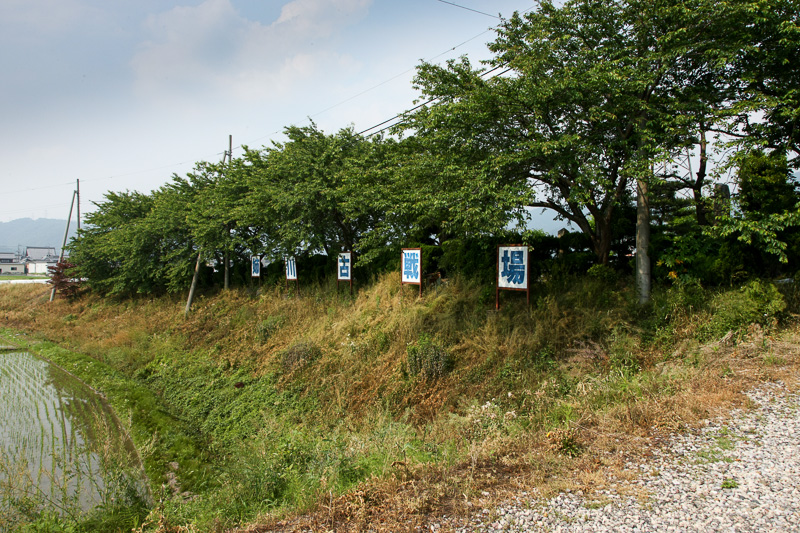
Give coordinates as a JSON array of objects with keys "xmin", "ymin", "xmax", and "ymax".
[
  {"xmin": 721, "ymin": 477, "xmax": 739, "ymax": 489},
  {"xmin": 762, "ymin": 353, "xmax": 786, "ymax": 366},
  {"xmin": 405, "ymin": 334, "xmax": 454, "ymax": 380},
  {"xmin": 281, "ymin": 341, "xmax": 321, "ymax": 371},
  {"xmin": 546, "ymin": 427, "xmax": 582, "ymax": 457},
  {"xmin": 256, "ymin": 315, "xmax": 284, "ymax": 342},
  {"xmin": 1, "ymin": 271, "xmax": 798, "ymax": 531}
]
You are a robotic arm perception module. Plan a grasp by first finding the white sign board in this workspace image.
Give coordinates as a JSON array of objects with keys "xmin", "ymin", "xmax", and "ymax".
[
  {"xmin": 498, "ymin": 246, "xmax": 528, "ymax": 289},
  {"xmin": 251, "ymin": 255, "xmax": 261, "ymax": 278},
  {"xmin": 401, "ymin": 248, "xmax": 421, "ymax": 284},
  {"xmin": 337, "ymin": 252, "xmax": 352, "ymax": 281},
  {"xmin": 285, "ymin": 256, "xmax": 297, "ymax": 281}
]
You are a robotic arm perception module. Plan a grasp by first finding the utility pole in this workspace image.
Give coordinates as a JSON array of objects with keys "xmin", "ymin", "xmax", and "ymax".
[
  {"xmin": 76, "ymin": 179, "xmax": 81, "ymax": 231},
  {"xmin": 50, "ymin": 190, "xmax": 76, "ymax": 302},
  {"xmin": 186, "ymin": 138, "xmax": 232, "ymax": 315},
  {"xmin": 223, "ymin": 135, "xmax": 232, "ymax": 291}
]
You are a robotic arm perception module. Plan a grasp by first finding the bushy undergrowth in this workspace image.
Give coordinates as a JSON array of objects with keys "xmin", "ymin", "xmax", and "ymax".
[
  {"xmin": 0, "ymin": 272, "xmax": 795, "ymax": 530},
  {"xmin": 700, "ymin": 280, "xmax": 787, "ymax": 341},
  {"xmin": 405, "ymin": 334, "xmax": 454, "ymax": 379}
]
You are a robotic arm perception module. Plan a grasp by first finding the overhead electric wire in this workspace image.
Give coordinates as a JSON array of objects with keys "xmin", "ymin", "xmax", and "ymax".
[
  {"xmin": 434, "ymin": 0, "xmax": 501, "ymax": 19},
  {"xmin": 357, "ymin": 65, "xmax": 513, "ymax": 137},
  {"xmin": 238, "ymin": 4, "xmax": 532, "ymax": 152},
  {"xmin": 233, "ymin": 25, "xmax": 503, "ymax": 153},
  {"xmin": 5, "ymin": 2, "xmax": 532, "ymax": 211}
]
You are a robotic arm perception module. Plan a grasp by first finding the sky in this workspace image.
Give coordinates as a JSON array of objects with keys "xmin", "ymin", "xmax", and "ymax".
[{"xmin": 0, "ymin": 0, "xmax": 541, "ymax": 227}]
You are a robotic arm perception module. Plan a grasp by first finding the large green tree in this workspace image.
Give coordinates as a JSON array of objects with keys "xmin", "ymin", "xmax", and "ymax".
[
  {"xmin": 405, "ymin": 0, "xmax": 709, "ymax": 266},
  {"xmin": 69, "ymin": 184, "xmax": 197, "ymax": 295},
  {"xmin": 240, "ymin": 125, "xmax": 391, "ymax": 263}
]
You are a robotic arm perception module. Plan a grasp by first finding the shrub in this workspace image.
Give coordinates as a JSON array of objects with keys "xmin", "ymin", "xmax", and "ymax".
[
  {"xmin": 47, "ymin": 260, "xmax": 81, "ymax": 299},
  {"xmin": 701, "ymin": 280, "xmax": 786, "ymax": 341},
  {"xmin": 406, "ymin": 334, "xmax": 454, "ymax": 380},
  {"xmin": 281, "ymin": 341, "xmax": 321, "ymax": 371},
  {"xmin": 587, "ymin": 264, "xmax": 618, "ymax": 284},
  {"xmin": 256, "ymin": 316, "xmax": 284, "ymax": 342}
]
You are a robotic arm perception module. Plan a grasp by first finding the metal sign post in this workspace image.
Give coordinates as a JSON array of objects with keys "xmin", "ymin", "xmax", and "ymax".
[
  {"xmin": 496, "ymin": 245, "xmax": 531, "ymax": 310},
  {"xmin": 401, "ymin": 248, "xmax": 422, "ymax": 298}
]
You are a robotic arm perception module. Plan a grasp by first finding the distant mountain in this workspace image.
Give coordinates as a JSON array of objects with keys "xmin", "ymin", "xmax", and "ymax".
[{"xmin": 0, "ymin": 218, "xmax": 78, "ymax": 255}]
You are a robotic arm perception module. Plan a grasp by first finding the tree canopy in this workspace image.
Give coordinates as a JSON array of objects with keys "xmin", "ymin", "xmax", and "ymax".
[{"xmin": 68, "ymin": 0, "xmax": 800, "ymax": 296}]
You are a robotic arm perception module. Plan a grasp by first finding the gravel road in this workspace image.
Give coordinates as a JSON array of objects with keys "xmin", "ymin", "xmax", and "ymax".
[{"xmin": 447, "ymin": 381, "xmax": 800, "ymax": 532}]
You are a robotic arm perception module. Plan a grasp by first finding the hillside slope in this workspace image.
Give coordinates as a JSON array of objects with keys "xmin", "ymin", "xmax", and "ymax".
[{"xmin": 0, "ymin": 275, "xmax": 797, "ymax": 531}]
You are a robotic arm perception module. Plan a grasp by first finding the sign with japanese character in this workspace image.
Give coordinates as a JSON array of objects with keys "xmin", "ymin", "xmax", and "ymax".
[
  {"xmin": 251, "ymin": 255, "xmax": 261, "ymax": 278},
  {"xmin": 498, "ymin": 246, "xmax": 528, "ymax": 289},
  {"xmin": 337, "ymin": 252, "xmax": 352, "ymax": 281},
  {"xmin": 401, "ymin": 248, "xmax": 421, "ymax": 284},
  {"xmin": 285, "ymin": 256, "xmax": 297, "ymax": 281}
]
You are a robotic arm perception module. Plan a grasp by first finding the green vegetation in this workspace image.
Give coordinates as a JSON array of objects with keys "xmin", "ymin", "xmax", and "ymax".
[
  {"xmin": 1, "ymin": 266, "xmax": 797, "ymax": 530},
  {"xmin": 6, "ymin": 0, "xmax": 798, "ymax": 529},
  {"xmin": 63, "ymin": 0, "xmax": 799, "ymax": 299},
  {"xmin": 721, "ymin": 478, "xmax": 739, "ymax": 489}
]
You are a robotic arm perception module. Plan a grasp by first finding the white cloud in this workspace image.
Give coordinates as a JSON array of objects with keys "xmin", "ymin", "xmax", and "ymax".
[
  {"xmin": 274, "ymin": 0, "xmax": 371, "ymax": 36},
  {"xmin": 130, "ymin": 0, "xmax": 372, "ymax": 108}
]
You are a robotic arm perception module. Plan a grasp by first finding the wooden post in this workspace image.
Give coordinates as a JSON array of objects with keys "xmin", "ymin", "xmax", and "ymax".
[
  {"xmin": 185, "ymin": 250, "xmax": 203, "ymax": 317},
  {"xmin": 50, "ymin": 190, "xmax": 76, "ymax": 302}
]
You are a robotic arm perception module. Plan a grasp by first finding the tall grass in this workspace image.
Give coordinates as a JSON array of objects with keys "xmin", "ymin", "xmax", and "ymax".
[{"xmin": 0, "ymin": 272, "xmax": 795, "ymax": 530}]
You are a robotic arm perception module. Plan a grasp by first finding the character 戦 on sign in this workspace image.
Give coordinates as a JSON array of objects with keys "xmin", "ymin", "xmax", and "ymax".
[{"xmin": 402, "ymin": 251, "xmax": 420, "ymax": 282}]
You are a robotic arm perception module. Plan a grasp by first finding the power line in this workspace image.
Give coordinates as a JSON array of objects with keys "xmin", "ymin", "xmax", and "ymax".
[
  {"xmin": 435, "ymin": 0, "xmax": 501, "ymax": 19},
  {"xmin": 4, "ymin": 182, "xmax": 74, "ymax": 196},
  {"xmin": 234, "ymin": 27, "xmax": 501, "ymax": 153},
  {"xmin": 4, "ymin": 3, "xmax": 532, "ymax": 205},
  {"xmin": 357, "ymin": 65, "xmax": 512, "ymax": 137},
  {"xmin": 238, "ymin": 4, "xmax": 528, "ymax": 152}
]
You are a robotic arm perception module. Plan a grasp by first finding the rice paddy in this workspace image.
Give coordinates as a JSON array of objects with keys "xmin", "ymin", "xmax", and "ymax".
[{"xmin": 0, "ymin": 351, "xmax": 146, "ymax": 530}]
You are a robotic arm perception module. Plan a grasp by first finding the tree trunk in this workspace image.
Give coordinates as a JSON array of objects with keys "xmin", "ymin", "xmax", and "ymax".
[
  {"xmin": 593, "ymin": 221, "xmax": 613, "ymax": 266},
  {"xmin": 694, "ymin": 126, "xmax": 710, "ymax": 226},
  {"xmin": 636, "ymin": 177, "xmax": 651, "ymax": 304}
]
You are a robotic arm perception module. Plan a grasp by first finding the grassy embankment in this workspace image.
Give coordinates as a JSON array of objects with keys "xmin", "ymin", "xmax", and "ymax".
[{"xmin": 1, "ymin": 272, "xmax": 798, "ymax": 531}]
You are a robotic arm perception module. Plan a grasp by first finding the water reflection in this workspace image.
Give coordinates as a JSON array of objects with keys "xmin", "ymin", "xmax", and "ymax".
[{"xmin": 0, "ymin": 351, "xmax": 145, "ymax": 526}]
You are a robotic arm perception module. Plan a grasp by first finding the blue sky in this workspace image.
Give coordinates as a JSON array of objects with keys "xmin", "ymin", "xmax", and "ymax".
[{"xmin": 1, "ymin": 0, "xmax": 544, "ymax": 226}]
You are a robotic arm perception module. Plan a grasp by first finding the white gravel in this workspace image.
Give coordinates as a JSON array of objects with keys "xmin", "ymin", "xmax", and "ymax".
[{"xmin": 445, "ymin": 381, "xmax": 800, "ymax": 532}]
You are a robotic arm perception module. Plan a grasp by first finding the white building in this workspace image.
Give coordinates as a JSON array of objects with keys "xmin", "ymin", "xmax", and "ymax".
[
  {"xmin": 24, "ymin": 247, "xmax": 59, "ymax": 275},
  {"xmin": 0, "ymin": 252, "xmax": 26, "ymax": 275}
]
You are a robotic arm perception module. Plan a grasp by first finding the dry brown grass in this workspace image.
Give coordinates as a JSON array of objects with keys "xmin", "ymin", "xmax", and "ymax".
[
  {"xmin": 2, "ymin": 279, "xmax": 799, "ymax": 532},
  {"xmin": 241, "ymin": 323, "xmax": 800, "ymax": 532}
]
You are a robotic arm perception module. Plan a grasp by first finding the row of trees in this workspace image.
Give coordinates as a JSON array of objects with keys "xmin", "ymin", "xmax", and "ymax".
[{"xmin": 69, "ymin": 0, "xmax": 800, "ymax": 297}]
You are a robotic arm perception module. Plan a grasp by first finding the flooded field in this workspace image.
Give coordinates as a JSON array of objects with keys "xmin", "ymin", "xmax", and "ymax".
[{"xmin": 0, "ymin": 349, "xmax": 146, "ymax": 528}]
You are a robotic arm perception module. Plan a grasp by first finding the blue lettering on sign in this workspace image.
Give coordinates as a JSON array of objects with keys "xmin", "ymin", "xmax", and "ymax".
[
  {"xmin": 501, "ymin": 250, "xmax": 525, "ymax": 285},
  {"xmin": 403, "ymin": 252, "xmax": 419, "ymax": 280},
  {"xmin": 339, "ymin": 254, "xmax": 350, "ymax": 278}
]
